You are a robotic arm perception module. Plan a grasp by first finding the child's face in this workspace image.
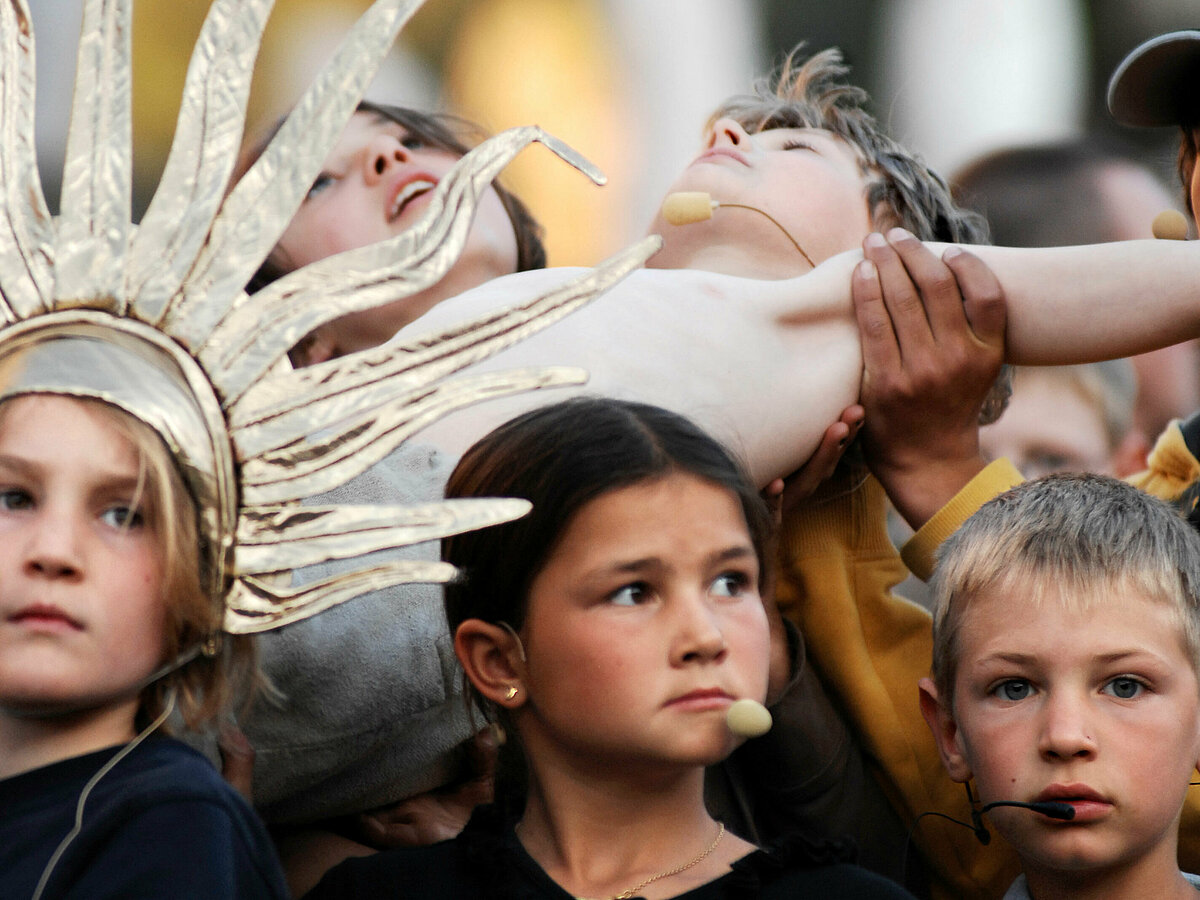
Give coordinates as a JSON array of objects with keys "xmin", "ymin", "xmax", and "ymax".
[
  {"xmin": 925, "ymin": 582, "xmax": 1200, "ymax": 879},
  {"xmin": 978, "ymin": 369, "xmax": 1114, "ymax": 479},
  {"xmin": 648, "ymin": 119, "xmax": 873, "ymax": 275},
  {"xmin": 514, "ymin": 472, "xmax": 770, "ymax": 773},
  {"xmin": 273, "ymin": 111, "xmax": 520, "ymax": 354},
  {"xmin": 275, "ymin": 111, "xmax": 519, "ymax": 271},
  {"xmin": 0, "ymin": 396, "xmax": 167, "ymax": 721}
]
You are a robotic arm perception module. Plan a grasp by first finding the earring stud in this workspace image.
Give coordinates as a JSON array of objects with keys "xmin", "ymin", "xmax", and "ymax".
[{"xmin": 505, "ymin": 685, "xmax": 519, "ymax": 701}]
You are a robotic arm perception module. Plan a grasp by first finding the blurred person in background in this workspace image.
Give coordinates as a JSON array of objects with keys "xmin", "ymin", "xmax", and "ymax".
[
  {"xmin": 954, "ymin": 140, "xmax": 1196, "ymax": 451},
  {"xmin": 978, "ymin": 361, "xmax": 1141, "ymax": 479}
]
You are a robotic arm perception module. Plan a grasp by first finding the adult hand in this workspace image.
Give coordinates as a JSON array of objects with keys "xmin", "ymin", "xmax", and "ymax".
[
  {"xmin": 854, "ymin": 229, "xmax": 1006, "ymax": 529},
  {"xmin": 355, "ymin": 727, "xmax": 498, "ymax": 847}
]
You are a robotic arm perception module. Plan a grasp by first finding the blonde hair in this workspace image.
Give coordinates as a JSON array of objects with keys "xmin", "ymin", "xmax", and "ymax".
[
  {"xmin": 929, "ymin": 474, "xmax": 1200, "ymax": 703},
  {"xmin": 0, "ymin": 396, "xmax": 255, "ymax": 731}
]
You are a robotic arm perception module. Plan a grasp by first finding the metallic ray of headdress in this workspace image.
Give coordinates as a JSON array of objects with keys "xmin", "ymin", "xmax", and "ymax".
[{"xmin": 0, "ymin": 0, "xmax": 660, "ymax": 633}]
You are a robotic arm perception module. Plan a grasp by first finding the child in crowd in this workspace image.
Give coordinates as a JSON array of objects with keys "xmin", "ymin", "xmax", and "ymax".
[
  {"xmin": 0, "ymin": 1, "xmax": 604, "ymax": 895},
  {"xmin": 306, "ymin": 397, "xmax": 915, "ymax": 899},
  {"xmin": 978, "ymin": 361, "xmax": 1141, "ymax": 479},
  {"xmin": 240, "ymin": 101, "xmax": 549, "ymax": 365},
  {"xmin": 0, "ymin": 396, "xmax": 288, "ymax": 899},
  {"xmin": 240, "ymin": 36, "xmax": 1200, "ymax": 896},
  {"xmin": 919, "ymin": 474, "xmax": 1200, "ymax": 900}
]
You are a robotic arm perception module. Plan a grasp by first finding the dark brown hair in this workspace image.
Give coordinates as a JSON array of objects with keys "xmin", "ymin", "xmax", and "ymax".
[
  {"xmin": 1179, "ymin": 125, "xmax": 1198, "ymax": 219},
  {"xmin": 442, "ymin": 398, "xmax": 772, "ymax": 635}
]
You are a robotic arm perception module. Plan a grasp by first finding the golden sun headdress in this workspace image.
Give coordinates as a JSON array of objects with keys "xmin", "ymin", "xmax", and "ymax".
[{"xmin": 0, "ymin": 0, "xmax": 657, "ymax": 635}]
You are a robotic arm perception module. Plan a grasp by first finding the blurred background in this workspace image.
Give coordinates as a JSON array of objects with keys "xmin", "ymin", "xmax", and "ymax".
[{"xmin": 29, "ymin": 0, "xmax": 1198, "ymax": 265}]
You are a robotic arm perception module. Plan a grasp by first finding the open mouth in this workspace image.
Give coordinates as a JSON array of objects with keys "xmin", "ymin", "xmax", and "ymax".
[{"xmin": 389, "ymin": 179, "xmax": 436, "ymax": 221}]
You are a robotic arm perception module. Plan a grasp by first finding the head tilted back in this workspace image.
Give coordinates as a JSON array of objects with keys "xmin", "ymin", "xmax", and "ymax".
[
  {"xmin": 711, "ymin": 47, "xmax": 989, "ymax": 247},
  {"xmin": 0, "ymin": 0, "xmax": 657, "ymax": 636}
]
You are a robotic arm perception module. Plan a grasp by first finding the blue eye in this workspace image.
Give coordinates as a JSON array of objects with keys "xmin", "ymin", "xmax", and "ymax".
[
  {"xmin": 101, "ymin": 505, "xmax": 144, "ymax": 529},
  {"xmin": 994, "ymin": 679, "xmax": 1033, "ymax": 701},
  {"xmin": 305, "ymin": 172, "xmax": 335, "ymax": 200},
  {"xmin": 0, "ymin": 487, "xmax": 32, "ymax": 511},
  {"xmin": 1103, "ymin": 677, "xmax": 1145, "ymax": 700},
  {"xmin": 609, "ymin": 583, "xmax": 650, "ymax": 606}
]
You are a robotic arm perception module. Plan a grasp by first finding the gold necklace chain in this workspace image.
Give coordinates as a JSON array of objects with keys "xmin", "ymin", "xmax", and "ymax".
[{"xmin": 574, "ymin": 821, "xmax": 726, "ymax": 900}]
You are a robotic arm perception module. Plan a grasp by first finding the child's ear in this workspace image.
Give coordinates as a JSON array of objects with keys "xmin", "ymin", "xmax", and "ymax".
[
  {"xmin": 919, "ymin": 677, "xmax": 973, "ymax": 782},
  {"xmin": 454, "ymin": 619, "xmax": 527, "ymax": 709}
]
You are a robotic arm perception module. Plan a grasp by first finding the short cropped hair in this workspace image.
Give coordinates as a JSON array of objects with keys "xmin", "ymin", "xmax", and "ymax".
[
  {"xmin": 929, "ymin": 473, "xmax": 1200, "ymax": 702},
  {"xmin": 710, "ymin": 47, "xmax": 1009, "ymax": 423}
]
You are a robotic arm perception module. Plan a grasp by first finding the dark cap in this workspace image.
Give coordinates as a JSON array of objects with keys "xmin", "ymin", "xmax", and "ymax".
[{"xmin": 1107, "ymin": 30, "xmax": 1200, "ymax": 127}]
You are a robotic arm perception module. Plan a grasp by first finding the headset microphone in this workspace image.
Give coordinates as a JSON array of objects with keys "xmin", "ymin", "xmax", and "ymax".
[
  {"xmin": 1153, "ymin": 208, "xmax": 1189, "ymax": 241},
  {"xmin": 660, "ymin": 192, "xmax": 816, "ymax": 268},
  {"xmin": 725, "ymin": 698, "xmax": 772, "ymax": 738},
  {"xmin": 969, "ymin": 799, "xmax": 1076, "ymax": 845},
  {"xmin": 905, "ymin": 785, "xmax": 1076, "ymax": 880}
]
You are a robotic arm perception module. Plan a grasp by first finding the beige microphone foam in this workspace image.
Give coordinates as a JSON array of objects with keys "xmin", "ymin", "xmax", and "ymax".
[
  {"xmin": 725, "ymin": 698, "xmax": 772, "ymax": 738},
  {"xmin": 662, "ymin": 192, "xmax": 716, "ymax": 225},
  {"xmin": 1153, "ymin": 208, "xmax": 1189, "ymax": 241}
]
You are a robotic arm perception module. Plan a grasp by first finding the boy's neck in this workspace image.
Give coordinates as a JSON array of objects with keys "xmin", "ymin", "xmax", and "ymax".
[
  {"xmin": 645, "ymin": 235, "xmax": 812, "ymax": 281},
  {"xmin": 0, "ymin": 700, "xmax": 139, "ymax": 779},
  {"xmin": 1021, "ymin": 838, "xmax": 1197, "ymax": 900}
]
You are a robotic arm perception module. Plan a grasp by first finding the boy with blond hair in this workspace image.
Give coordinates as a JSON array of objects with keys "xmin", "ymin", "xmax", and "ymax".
[{"xmin": 919, "ymin": 474, "xmax": 1200, "ymax": 899}]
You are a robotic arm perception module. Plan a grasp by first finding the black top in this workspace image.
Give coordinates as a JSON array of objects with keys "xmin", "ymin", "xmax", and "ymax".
[
  {"xmin": 0, "ymin": 737, "xmax": 289, "ymax": 900},
  {"xmin": 305, "ymin": 804, "xmax": 916, "ymax": 899}
]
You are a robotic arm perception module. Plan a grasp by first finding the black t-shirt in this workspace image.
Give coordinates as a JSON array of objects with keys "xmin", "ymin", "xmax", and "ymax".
[
  {"xmin": 305, "ymin": 804, "xmax": 916, "ymax": 899},
  {"xmin": 0, "ymin": 737, "xmax": 288, "ymax": 899}
]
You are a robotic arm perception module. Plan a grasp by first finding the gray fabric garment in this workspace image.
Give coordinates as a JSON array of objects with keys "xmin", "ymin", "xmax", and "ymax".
[
  {"xmin": 1003, "ymin": 870, "xmax": 1200, "ymax": 898},
  {"xmin": 242, "ymin": 442, "xmax": 477, "ymax": 824}
]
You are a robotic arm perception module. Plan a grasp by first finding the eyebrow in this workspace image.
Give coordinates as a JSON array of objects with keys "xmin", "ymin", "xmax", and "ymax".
[
  {"xmin": 974, "ymin": 649, "xmax": 1172, "ymax": 668},
  {"xmin": 975, "ymin": 652, "xmax": 1037, "ymax": 667},
  {"xmin": 0, "ymin": 454, "xmax": 37, "ymax": 477},
  {"xmin": 1090, "ymin": 650, "xmax": 1172, "ymax": 666},
  {"xmin": 0, "ymin": 454, "xmax": 142, "ymax": 492},
  {"xmin": 584, "ymin": 545, "xmax": 756, "ymax": 579}
]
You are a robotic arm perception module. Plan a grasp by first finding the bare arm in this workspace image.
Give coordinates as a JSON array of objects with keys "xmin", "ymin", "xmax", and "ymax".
[
  {"xmin": 925, "ymin": 237, "xmax": 1200, "ymax": 365},
  {"xmin": 392, "ymin": 236, "xmax": 1200, "ymax": 484}
]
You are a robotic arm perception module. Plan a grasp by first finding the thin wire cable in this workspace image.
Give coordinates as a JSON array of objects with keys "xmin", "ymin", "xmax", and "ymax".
[
  {"xmin": 718, "ymin": 203, "xmax": 817, "ymax": 268},
  {"xmin": 32, "ymin": 691, "xmax": 177, "ymax": 900},
  {"xmin": 901, "ymin": 808, "xmax": 980, "ymax": 888}
]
